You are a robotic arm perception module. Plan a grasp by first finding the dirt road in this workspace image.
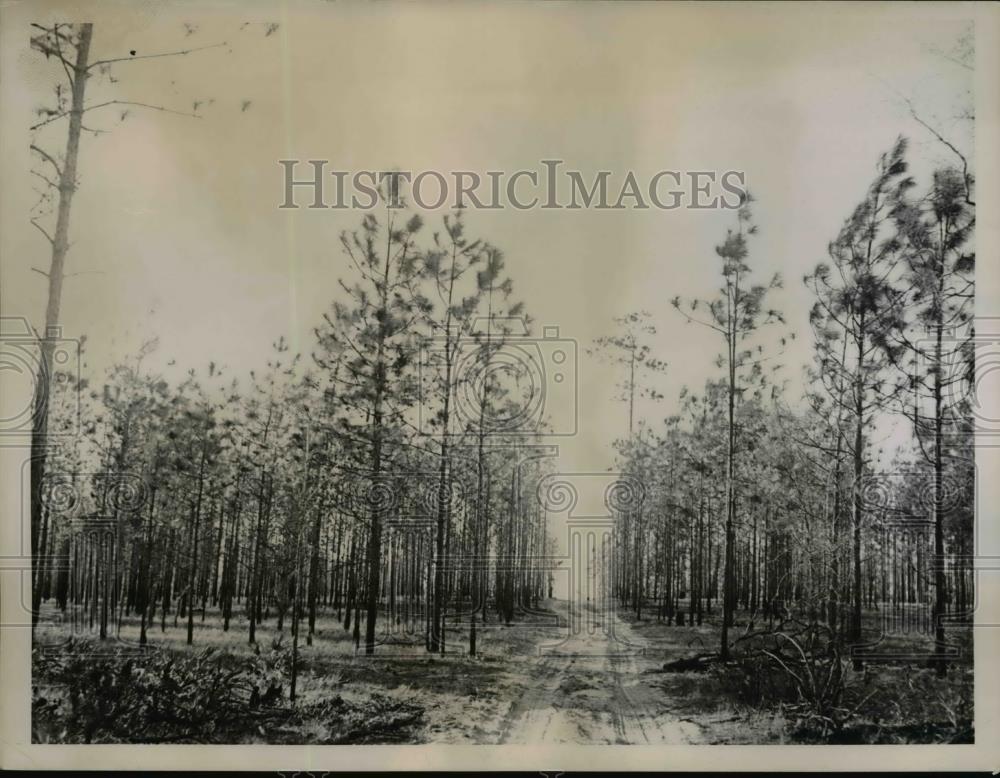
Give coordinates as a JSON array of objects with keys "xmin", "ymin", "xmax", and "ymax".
[{"xmin": 496, "ymin": 603, "xmax": 704, "ymax": 744}]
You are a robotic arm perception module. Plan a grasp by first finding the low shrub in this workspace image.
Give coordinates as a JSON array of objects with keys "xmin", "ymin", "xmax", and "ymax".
[
  {"xmin": 32, "ymin": 637, "xmax": 425, "ymax": 744},
  {"xmin": 34, "ymin": 637, "xmax": 289, "ymax": 743}
]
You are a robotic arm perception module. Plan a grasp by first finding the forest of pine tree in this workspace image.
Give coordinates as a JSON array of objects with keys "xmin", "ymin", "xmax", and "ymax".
[{"xmin": 19, "ymin": 17, "xmax": 979, "ymax": 748}]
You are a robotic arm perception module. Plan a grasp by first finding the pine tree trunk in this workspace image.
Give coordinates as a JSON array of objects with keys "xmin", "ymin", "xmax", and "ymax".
[{"xmin": 31, "ymin": 24, "xmax": 94, "ymax": 629}]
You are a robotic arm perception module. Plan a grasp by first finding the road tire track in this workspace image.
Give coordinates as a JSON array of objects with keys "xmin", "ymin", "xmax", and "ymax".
[{"xmin": 498, "ymin": 601, "xmax": 702, "ymax": 744}]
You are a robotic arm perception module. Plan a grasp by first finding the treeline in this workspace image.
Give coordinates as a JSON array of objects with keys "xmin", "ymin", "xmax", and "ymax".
[
  {"xmin": 611, "ymin": 137, "xmax": 975, "ymax": 675},
  {"xmin": 33, "ymin": 207, "xmax": 557, "ymax": 660}
]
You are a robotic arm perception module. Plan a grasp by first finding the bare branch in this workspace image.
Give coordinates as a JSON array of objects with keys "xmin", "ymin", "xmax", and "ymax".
[
  {"xmin": 51, "ymin": 25, "xmax": 78, "ymax": 88},
  {"xmin": 30, "ymin": 218, "xmax": 55, "ymax": 245},
  {"xmin": 30, "ymin": 144, "xmax": 63, "ymax": 177},
  {"xmin": 88, "ymin": 41, "xmax": 228, "ymax": 70},
  {"xmin": 30, "ymin": 169, "xmax": 59, "ymax": 190},
  {"xmin": 907, "ymin": 105, "xmax": 975, "ymax": 207},
  {"xmin": 31, "ymin": 99, "xmax": 203, "ymax": 131}
]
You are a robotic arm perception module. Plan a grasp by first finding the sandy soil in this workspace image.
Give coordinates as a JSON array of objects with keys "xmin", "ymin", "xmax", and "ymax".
[{"xmin": 493, "ymin": 604, "xmax": 703, "ymax": 744}]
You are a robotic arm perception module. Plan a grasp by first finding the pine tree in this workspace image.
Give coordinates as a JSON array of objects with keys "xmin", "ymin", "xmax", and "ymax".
[
  {"xmin": 891, "ymin": 164, "xmax": 975, "ymax": 675},
  {"xmin": 314, "ymin": 205, "xmax": 428, "ymax": 655},
  {"xmin": 805, "ymin": 138, "xmax": 911, "ymax": 649},
  {"xmin": 672, "ymin": 196, "xmax": 785, "ymax": 660}
]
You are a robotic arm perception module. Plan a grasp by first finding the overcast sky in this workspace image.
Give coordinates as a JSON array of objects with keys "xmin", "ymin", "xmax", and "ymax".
[{"xmin": 1, "ymin": 1, "xmax": 977, "ymax": 540}]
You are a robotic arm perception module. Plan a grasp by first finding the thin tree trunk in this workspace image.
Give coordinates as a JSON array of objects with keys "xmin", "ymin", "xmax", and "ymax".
[{"xmin": 31, "ymin": 24, "xmax": 94, "ymax": 628}]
